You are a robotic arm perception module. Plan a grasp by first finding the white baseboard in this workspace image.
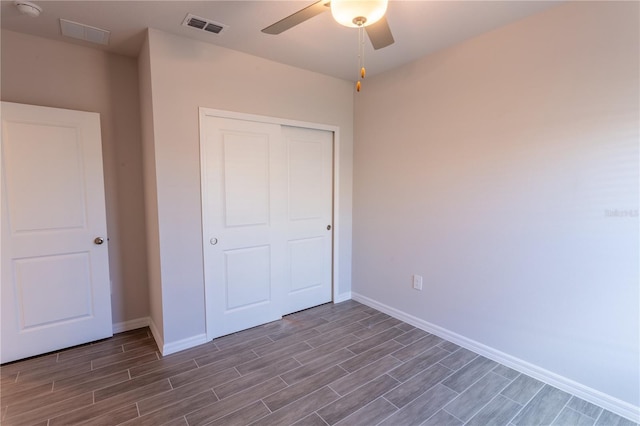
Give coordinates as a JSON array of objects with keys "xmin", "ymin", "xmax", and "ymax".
[
  {"xmin": 145, "ymin": 317, "xmax": 207, "ymax": 356},
  {"xmin": 333, "ymin": 292, "xmax": 352, "ymax": 304},
  {"xmin": 112, "ymin": 317, "xmax": 150, "ymax": 334},
  {"xmin": 162, "ymin": 333, "xmax": 208, "ymax": 356},
  {"xmin": 351, "ymin": 292, "xmax": 640, "ymax": 424}
]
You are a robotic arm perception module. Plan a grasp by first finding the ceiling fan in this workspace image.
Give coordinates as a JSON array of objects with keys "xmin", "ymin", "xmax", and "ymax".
[{"xmin": 261, "ymin": 0, "xmax": 395, "ymax": 50}]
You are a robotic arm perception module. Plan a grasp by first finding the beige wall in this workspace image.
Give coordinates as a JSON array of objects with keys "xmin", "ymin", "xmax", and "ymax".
[
  {"xmin": 142, "ymin": 28, "xmax": 354, "ymax": 346},
  {"xmin": 1, "ymin": 30, "xmax": 149, "ymax": 326},
  {"xmin": 137, "ymin": 34, "xmax": 163, "ymax": 339},
  {"xmin": 353, "ymin": 0, "xmax": 638, "ymax": 413}
]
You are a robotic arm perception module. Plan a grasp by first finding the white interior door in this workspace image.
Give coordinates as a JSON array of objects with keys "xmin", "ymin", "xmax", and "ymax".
[
  {"xmin": 1, "ymin": 102, "xmax": 112, "ymax": 363},
  {"xmin": 283, "ymin": 126, "xmax": 333, "ymax": 315},
  {"xmin": 202, "ymin": 116, "xmax": 334, "ymax": 340}
]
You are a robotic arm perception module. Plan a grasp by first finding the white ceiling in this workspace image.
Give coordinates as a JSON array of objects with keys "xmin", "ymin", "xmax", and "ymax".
[{"xmin": 1, "ymin": 1, "xmax": 561, "ymax": 81}]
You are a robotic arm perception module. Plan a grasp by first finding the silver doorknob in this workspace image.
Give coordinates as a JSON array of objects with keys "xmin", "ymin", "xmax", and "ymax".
[
  {"xmin": 210, "ymin": 237, "xmax": 218, "ymax": 245},
  {"xmin": 327, "ymin": 225, "xmax": 331, "ymax": 230},
  {"xmin": 94, "ymin": 237, "xmax": 105, "ymax": 245}
]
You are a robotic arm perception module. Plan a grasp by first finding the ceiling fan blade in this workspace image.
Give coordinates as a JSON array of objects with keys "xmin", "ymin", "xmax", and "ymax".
[
  {"xmin": 262, "ymin": 1, "xmax": 330, "ymax": 35},
  {"xmin": 365, "ymin": 16, "xmax": 394, "ymax": 50}
]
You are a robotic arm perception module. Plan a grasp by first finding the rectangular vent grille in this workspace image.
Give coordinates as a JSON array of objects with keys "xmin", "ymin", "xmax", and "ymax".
[
  {"xmin": 182, "ymin": 14, "xmax": 227, "ymax": 35},
  {"xmin": 60, "ymin": 19, "xmax": 110, "ymax": 45}
]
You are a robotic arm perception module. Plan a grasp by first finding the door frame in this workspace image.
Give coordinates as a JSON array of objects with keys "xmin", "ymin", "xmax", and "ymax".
[{"xmin": 199, "ymin": 108, "xmax": 342, "ymax": 341}]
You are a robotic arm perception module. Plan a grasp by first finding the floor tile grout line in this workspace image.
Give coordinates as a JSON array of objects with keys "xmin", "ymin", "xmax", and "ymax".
[
  {"xmin": 314, "ymin": 412, "xmax": 330, "ymax": 426},
  {"xmin": 441, "ymin": 352, "xmax": 480, "ymax": 375},
  {"xmin": 303, "ymin": 331, "xmax": 364, "ymax": 350},
  {"xmin": 329, "ymin": 359, "xmax": 393, "ymax": 396},
  {"xmin": 456, "ymin": 378, "xmax": 517, "ymax": 426},
  {"xmin": 442, "ymin": 406, "xmax": 466, "ymax": 424},
  {"xmin": 389, "ymin": 353, "xmax": 404, "ymax": 362},
  {"xmin": 399, "ymin": 344, "xmax": 465, "ymax": 369},
  {"xmin": 441, "ymin": 380, "xmax": 460, "ymax": 394},
  {"xmin": 548, "ymin": 397, "xmax": 572, "ymax": 425},
  {"xmin": 334, "ymin": 346, "xmax": 393, "ymax": 374},
  {"xmin": 211, "ymin": 387, "xmax": 220, "ymax": 402},
  {"xmin": 134, "ymin": 385, "xmax": 174, "ymax": 417},
  {"xmin": 386, "ymin": 353, "xmax": 454, "ymax": 386},
  {"xmin": 197, "ymin": 383, "xmax": 284, "ymax": 425},
  {"xmin": 417, "ymin": 408, "xmax": 446, "ymax": 426},
  {"xmin": 350, "ymin": 327, "xmax": 411, "ymax": 350},
  {"xmin": 304, "ymin": 389, "xmax": 354, "ymax": 426},
  {"xmin": 254, "ymin": 383, "xmax": 334, "ymax": 423},
  {"xmin": 490, "ymin": 366, "xmax": 515, "ymax": 380},
  {"xmin": 398, "ymin": 372, "xmax": 460, "ymax": 412},
  {"xmin": 260, "ymin": 397, "xmax": 273, "ymax": 415},
  {"xmin": 382, "ymin": 394, "xmax": 402, "ymax": 410},
  {"xmin": 566, "ymin": 405, "xmax": 594, "ymax": 423},
  {"xmin": 500, "ymin": 387, "xmax": 525, "ymax": 407},
  {"xmin": 325, "ymin": 383, "xmax": 340, "ymax": 398},
  {"xmin": 593, "ymin": 405, "xmax": 605, "ymax": 425},
  {"xmin": 340, "ymin": 395, "xmax": 397, "ymax": 426},
  {"xmin": 446, "ymin": 366, "xmax": 507, "ymax": 399},
  {"xmin": 508, "ymin": 380, "xmax": 547, "ymax": 424},
  {"xmin": 290, "ymin": 345, "xmax": 349, "ymax": 367},
  {"xmin": 577, "ymin": 402, "xmax": 603, "ymax": 421},
  {"xmin": 334, "ymin": 367, "xmax": 398, "ymax": 401},
  {"xmin": 436, "ymin": 360, "xmax": 458, "ymax": 373},
  {"xmin": 260, "ymin": 364, "xmax": 345, "ymax": 409},
  {"xmin": 148, "ymin": 389, "xmax": 218, "ymax": 425},
  {"xmin": 5, "ymin": 386, "xmax": 95, "ymax": 422}
]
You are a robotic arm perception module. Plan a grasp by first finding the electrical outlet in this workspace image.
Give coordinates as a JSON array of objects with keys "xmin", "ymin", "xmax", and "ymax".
[{"xmin": 413, "ymin": 274, "xmax": 423, "ymax": 291}]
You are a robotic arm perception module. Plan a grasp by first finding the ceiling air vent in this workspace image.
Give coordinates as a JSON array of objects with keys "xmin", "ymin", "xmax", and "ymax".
[
  {"xmin": 60, "ymin": 19, "xmax": 110, "ymax": 45},
  {"xmin": 182, "ymin": 14, "xmax": 228, "ymax": 35}
]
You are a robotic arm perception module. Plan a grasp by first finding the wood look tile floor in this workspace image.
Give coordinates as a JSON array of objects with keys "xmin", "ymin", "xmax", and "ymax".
[{"xmin": 1, "ymin": 300, "xmax": 637, "ymax": 426}]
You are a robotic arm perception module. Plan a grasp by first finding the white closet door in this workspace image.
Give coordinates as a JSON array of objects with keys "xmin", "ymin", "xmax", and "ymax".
[
  {"xmin": 202, "ymin": 117, "xmax": 287, "ymax": 339},
  {"xmin": 283, "ymin": 126, "xmax": 333, "ymax": 315},
  {"xmin": 201, "ymin": 116, "xmax": 334, "ymax": 340},
  {"xmin": 1, "ymin": 102, "xmax": 112, "ymax": 363}
]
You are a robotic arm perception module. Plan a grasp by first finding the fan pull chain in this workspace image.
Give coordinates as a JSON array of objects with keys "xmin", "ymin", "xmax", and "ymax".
[{"xmin": 356, "ymin": 24, "xmax": 365, "ymax": 92}]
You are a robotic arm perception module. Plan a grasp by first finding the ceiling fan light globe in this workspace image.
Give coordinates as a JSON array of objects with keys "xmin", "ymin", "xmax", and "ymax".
[{"xmin": 331, "ymin": 0, "xmax": 388, "ymax": 28}]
